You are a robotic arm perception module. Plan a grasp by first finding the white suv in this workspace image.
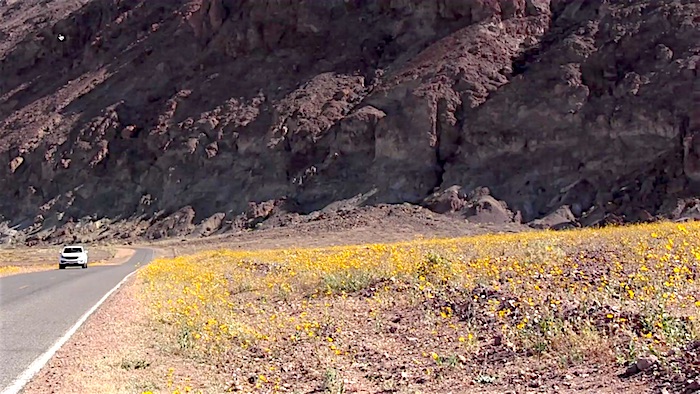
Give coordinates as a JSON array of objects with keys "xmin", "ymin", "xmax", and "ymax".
[{"xmin": 59, "ymin": 245, "xmax": 89, "ymax": 269}]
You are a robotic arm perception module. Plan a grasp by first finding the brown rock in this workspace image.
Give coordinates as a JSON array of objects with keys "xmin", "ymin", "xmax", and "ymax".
[
  {"xmin": 685, "ymin": 380, "xmax": 700, "ymax": 394},
  {"xmin": 493, "ymin": 333, "xmax": 503, "ymax": 346},
  {"xmin": 528, "ymin": 205, "xmax": 578, "ymax": 230},
  {"xmin": 635, "ymin": 356, "xmax": 657, "ymax": 372},
  {"xmin": 205, "ymin": 142, "xmax": 218, "ymax": 158},
  {"xmin": 9, "ymin": 156, "xmax": 23, "ymax": 173},
  {"xmin": 194, "ymin": 212, "xmax": 225, "ymax": 237},
  {"xmin": 620, "ymin": 355, "xmax": 658, "ymax": 378},
  {"xmin": 0, "ymin": 0, "xmax": 699, "ymax": 242},
  {"xmin": 422, "ymin": 185, "xmax": 467, "ymax": 214},
  {"xmin": 120, "ymin": 125, "xmax": 136, "ymax": 139},
  {"xmin": 144, "ymin": 206, "xmax": 197, "ymax": 240},
  {"xmin": 208, "ymin": 0, "xmax": 227, "ymax": 32},
  {"xmin": 656, "ymin": 44, "xmax": 674, "ymax": 62},
  {"xmin": 463, "ymin": 193, "xmax": 519, "ymax": 225}
]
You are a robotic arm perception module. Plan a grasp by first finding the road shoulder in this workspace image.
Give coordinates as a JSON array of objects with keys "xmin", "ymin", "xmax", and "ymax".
[{"xmin": 21, "ymin": 274, "xmax": 220, "ymax": 394}]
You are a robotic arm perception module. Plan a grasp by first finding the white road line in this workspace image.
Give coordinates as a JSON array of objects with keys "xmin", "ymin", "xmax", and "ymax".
[{"xmin": 0, "ymin": 263, "xmax": 143, "ymax": 394}]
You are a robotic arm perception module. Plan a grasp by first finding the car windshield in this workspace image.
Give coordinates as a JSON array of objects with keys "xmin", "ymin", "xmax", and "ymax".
[{"xmin": 63, "ymin": 247, "xmax": 83, "ymax": 253}]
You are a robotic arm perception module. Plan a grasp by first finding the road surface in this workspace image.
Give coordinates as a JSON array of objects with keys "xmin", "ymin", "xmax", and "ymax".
[{"xmin": 0, "ymin": 248, "xmax": 154, "ymax": 393}]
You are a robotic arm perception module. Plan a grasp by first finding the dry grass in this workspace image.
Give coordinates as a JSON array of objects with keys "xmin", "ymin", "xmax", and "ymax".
[
  {"xmin": 135, "ymin": 221, "xmax": 700, "ymax": 392},
  {"xmin": 0, "ymin": 245, "xmax": 118, "ymax": 277},
  {"xmin": 0, "ymin": 263, "xmax": 58, "ymax": 277}
]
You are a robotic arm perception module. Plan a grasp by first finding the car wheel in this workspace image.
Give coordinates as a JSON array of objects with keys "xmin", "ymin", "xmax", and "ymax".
[
  {"xmin": 82, "ymin": 263, "xmax": 88, "ymax": 269},
  {"xmin": 59, "ymin": 264, "xmax": 65, "ymax": 269}
]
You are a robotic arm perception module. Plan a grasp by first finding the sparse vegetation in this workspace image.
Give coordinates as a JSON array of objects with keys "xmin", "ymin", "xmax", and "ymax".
[
  {"xmin": 0, "ymin": 246, "xmax": 117, "ymax": 277},
  {"xmin": 138, "ymin": 221, "xmax": 700, "ymax": 392},
  {"xmin": 120, "ymin": 356, "xmax": 151, "ymax": 371}
]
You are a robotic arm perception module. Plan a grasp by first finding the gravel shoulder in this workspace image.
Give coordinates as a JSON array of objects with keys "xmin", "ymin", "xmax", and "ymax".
[{"xmin": 20, "ymin": 275, "xmax": 222, "ymax": 394}]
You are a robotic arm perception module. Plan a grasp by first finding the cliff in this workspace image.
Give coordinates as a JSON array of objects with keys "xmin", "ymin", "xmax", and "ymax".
[{"xmin": 1, "ymin": 0, "xmax": 699, "ymax": 243}]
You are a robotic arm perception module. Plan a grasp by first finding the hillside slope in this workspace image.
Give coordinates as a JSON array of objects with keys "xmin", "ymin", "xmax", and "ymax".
[{"xmin": 1, "ymin": 0, "xmax": 699, "ymax": 244}]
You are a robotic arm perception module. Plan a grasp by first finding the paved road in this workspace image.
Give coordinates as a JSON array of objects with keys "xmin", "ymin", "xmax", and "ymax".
[{"xmin": 0, "ymin": 248, "xmax": 154, "ymax": 393}]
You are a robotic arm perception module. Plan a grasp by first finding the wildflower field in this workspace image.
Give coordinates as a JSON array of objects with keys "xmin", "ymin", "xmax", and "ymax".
[{"xmin": 139, "ymin": 221, "xmax": 700, "ymax": 392}]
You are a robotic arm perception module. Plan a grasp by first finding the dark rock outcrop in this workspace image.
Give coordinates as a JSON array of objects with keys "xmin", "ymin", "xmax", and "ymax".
[{"xmin": 1, "ymin": 0, "xmax": 699, "ymax": 243}]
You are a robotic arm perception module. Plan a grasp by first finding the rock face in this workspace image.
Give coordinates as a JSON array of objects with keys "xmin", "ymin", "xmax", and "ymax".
[
  {"xmin": 144, "ymin": 206, "xmax": 197, "ymax": 240},
  {"xmin": 421, "ymin": 186, "xmax": 521, "ymax": 225},
  {"xmin": 1, "ymin": 0, "xmax": 700, "ymax": 242},
  {"xmin": 529, "ymin": 205, "xmax": 578, "ymax": 230}
]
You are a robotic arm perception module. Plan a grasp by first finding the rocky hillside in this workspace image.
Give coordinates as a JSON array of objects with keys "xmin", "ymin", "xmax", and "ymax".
[{"xmin": 1, "ymin": 0, "xmax": 699, "ymax": 244}]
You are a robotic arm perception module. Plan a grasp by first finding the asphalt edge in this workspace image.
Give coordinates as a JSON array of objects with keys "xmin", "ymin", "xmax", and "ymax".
[{"xmin": 0, "ymin": 250, "xmax": 151, "ymax": 394}]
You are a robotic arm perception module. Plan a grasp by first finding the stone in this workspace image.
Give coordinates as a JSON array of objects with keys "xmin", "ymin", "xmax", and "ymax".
[{"xmin": 635, "ymin": 356, "xmax": 657, "ymax": 372}]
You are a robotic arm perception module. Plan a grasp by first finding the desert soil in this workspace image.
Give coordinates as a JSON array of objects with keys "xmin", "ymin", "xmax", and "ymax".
[{"xmin": 0, "ymin": 245, "xmax": 116, "ymax": 277}]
